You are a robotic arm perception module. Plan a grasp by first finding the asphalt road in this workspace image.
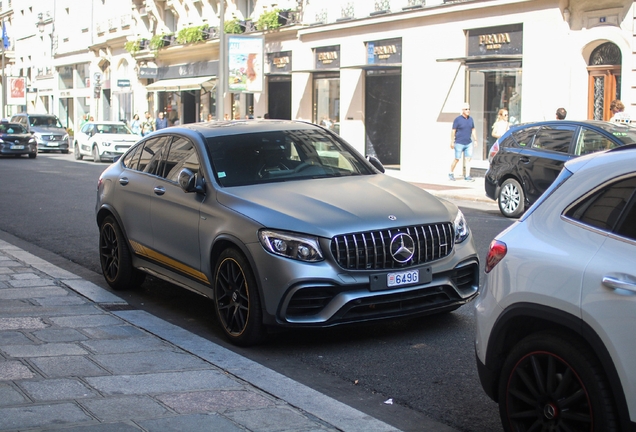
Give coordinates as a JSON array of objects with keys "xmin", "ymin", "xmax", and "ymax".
[{"xmin": 0, "ymin": 152, "xmax": 513, "ymax": 431}]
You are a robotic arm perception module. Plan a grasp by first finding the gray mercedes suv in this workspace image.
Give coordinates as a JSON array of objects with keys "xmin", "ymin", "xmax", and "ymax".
[
  {"xmin": 10, "ymin": 113, "xmax": 70, "ymax": 154},
  {"xmin": 95, "ymin": 120, "xmax": 480, "ymax": 345}
]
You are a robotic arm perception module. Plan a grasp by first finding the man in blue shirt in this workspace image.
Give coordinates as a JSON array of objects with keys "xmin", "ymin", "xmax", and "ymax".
[
  {"xmin": 449, "ymin": 102, "xmax": 478, "ymax": 181},
  {"xmin": 155, "ymin": 111, "xmax": 168, "ymax": 130}
]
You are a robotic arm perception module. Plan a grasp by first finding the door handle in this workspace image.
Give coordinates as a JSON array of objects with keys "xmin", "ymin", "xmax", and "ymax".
[
  {"xmin": 602, "ymin": 276, "xmax": 636, "ymax": 293},
  {"xmin": 154, "ymin": 186, "xmax": 166, "ymax": 196},
  {"xmin": 118, "ymin": 177, "xmax": 129, "ymax": 186}
]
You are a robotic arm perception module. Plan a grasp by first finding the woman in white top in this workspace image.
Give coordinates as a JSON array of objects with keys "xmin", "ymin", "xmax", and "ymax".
[{"xmin": 491, "ymin": 109, "xmax": 510, "ymax": 139}]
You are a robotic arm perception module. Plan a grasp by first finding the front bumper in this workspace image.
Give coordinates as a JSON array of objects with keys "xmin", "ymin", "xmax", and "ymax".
[
  {"xmin": 38, "ymin": 140, "xmax": 69, "ymax": 152},
  {"xmin": 0, "ymin": 143, "xmax": 38, "ymax": 156},
  {"xmin": 484, "ymin": 170, "xmax": 498, "ymax": 201},
  {"xmin": 248, "ymin": 237, "xmax": 480, "ymax": 328}
]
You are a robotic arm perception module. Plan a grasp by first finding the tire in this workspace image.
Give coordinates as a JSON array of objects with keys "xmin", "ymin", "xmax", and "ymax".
[
  {"xmin": 61, "ymin": 149, "xmax": 69, "ymax": 154},
  {"xmin": 28, "ymin": 153, "xmax": 37, "ymax": 159},
  {"xmin": 213, "ymin": 248, "xmax": 266, "ymax": 346},
  {"xmin": 498, "ymin": 178, "xmax": 525, "ymax": 218},
  {"xmin": 498, "ymin": 332, "xmax": 617, "ymax": 432},
  {"xmin": 98, "ymin": 215, "xmax": 146, "ymax": 290},
  {"xmin": 74, "ymin": 143, "xmax": 83, "ymax": 160},
  {"xmin": 92, "ymin": 145, "xmax": 101, "ymax": 163}
]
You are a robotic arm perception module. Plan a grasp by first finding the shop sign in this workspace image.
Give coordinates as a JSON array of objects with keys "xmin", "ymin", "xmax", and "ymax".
[
  {"xmin": 467, "ymin": 24, "xmax": 523, "ymax": 57},
  {"xmin": 117, "ymin": 79, "xmax": 131, "ymax": 87},
  {"xmin": 7, "ymin": 77, "xmax": 26, "ymax": 105},
  {"xmin": 367, "ymin": 38, "xmax": 402, "ymax": 64},
  {"xmin": 267, "ymin": 51, "xmax": 292, "ymax": 74},
  {"xmin": 139, "ymin": 67, "xmax": 158, "ymax": 78},
  {"xmin": 315, "ymin": 46, "xmax": 340, "ymax": 69}
]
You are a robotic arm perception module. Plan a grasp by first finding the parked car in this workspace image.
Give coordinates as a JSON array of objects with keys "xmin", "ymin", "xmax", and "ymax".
[
  {"xmin": 475, "ymin": 145, "xmax": 636, "ymax": 431},
  {"xmin": 74, "ymin": 121, "xmax": 140, "ymax": 162},
  {"xmin": 10, "ymin": 113, "xmax": 70, "ymax": 154},
  {"xmin": 485, "ymin": 120, "xmax": 636, "ymax": 217},
  {"xmin": 96, "ymin": 120, "xmax": 480, "ymax": 345},
  {"xmin": 0, "ymin": 121, "xmax": 38, "ymax": 158}
]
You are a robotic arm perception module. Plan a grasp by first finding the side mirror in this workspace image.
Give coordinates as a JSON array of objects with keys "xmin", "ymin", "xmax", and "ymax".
[
  {"xmin": 178, "ymin": 168, "xmax": 205, "ymax": 194},
  {"xmin": 366, "ymin": 156, "xmax": 385, "ymax": 173}
]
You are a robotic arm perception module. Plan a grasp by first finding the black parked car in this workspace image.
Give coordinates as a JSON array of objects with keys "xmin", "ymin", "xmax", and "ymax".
[
  {"xmin": 0, "ymin": 121, "xmax": 37, "ymax": 158},
  {"xmin": 485, "ymin": 120, "xmax": 636, "ymax": 217}
]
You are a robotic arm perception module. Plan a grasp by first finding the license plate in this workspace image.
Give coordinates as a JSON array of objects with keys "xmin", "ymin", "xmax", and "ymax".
[
  {"xmin": 47, "ymin": 143, "xmax": 59, "ymax": 147},
  {"xmin": 11, "ymin": 145, "xmax": 24, "ymax": 150},
  {"xmin": 388, "ymin": 269, "xmax": 419, "ymax": 287}
]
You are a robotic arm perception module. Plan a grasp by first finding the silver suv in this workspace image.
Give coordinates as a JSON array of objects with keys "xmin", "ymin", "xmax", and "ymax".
[
  {"xmin": 10, "ymin": 113, "xmax": 70, "ymax": 154},
  {"xmin": 476, "ymin": 145, "xmax": 636, "ymax": 431}
]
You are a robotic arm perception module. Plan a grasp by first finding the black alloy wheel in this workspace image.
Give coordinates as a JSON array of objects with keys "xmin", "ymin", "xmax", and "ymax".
[
  {"xmin": 498, "ymin": 178, "xmax": 525, "ymax": 218},
  {"xmin": 499, "ymin": 332, "xmax": 617, "ymax": 432},
  {"xmin": 99, "ymin": 215, "xmax": 145, "ymax": 290},
  {"xmin": 74, "ymin": 143, "xmax": 83, "ymax": 160},
  {"xmin": 213, "ymin": 248, "xmax": 265, "ymax": 346}
]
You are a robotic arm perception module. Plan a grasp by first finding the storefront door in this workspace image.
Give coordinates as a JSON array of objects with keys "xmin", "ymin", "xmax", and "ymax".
[
  {"xmin": 313, "ymin": 73, "xmax": 340, "ymax": 133},
  {"xmin": 268, "ymin": 77, "xmax": 291, "ymax": 120},
  {"xmin": 468, "ymin": 66, "xmax": 522, "ymax": 159},
  {"xmin": 587, "ymin": 42, "xmax": 622, "ymax": 121},
  {"xmin": 365, "ymin": 69, "xmax": 401, "ymax": 166}
]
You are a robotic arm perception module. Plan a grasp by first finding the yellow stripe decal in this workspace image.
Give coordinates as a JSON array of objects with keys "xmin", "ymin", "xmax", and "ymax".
[{"xmin": 129, "ymin": 240, "xmax": 210, "ymax": 284}]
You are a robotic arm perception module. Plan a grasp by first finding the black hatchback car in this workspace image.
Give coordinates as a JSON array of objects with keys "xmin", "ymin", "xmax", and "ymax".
[
  {"xmin": 485, "ymin": 120, "xmax": 636, "ymax": 217},
  {"xmin": 0, "ymin": 121, "xmax": 37, "ymax": 158}
]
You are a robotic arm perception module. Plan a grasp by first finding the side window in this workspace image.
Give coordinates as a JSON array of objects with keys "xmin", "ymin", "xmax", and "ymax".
[
  {"xmin": 565, "ymin": 176, "xmax": 636, "ymax": 234},
  {"xmin": 574, "ymin": 129, "xmax": 618, "ymax": 156},
  {"xmin": 164, "ymin": 137, "xmax": 201, "ymax": 183},
  {"xmin": 122, "ymin": 143, "xmax": 143, "ymax": 171},
  {"xmin": 511, "ymin": 127, "xmax": 539, "ymax": 148},
  {"xmin": 532, "ymin": 126, "xmax": 575, "ymax": 153},
  {"xmin": 138, "ymin": 136, "xmax": 171, "ymax": 175}
]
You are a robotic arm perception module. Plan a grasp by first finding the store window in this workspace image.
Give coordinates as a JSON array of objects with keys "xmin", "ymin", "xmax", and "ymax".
[
  {"xmin": 313, "ymin": 73, "xmax": 340, "ymax": 133},
  {"xmin": 59, "ymin": 66, "xmax": 73, "ymax": 90},
  {"xmin": 77, "ymin": 63, "xmax": 89, "ymax": 89}
]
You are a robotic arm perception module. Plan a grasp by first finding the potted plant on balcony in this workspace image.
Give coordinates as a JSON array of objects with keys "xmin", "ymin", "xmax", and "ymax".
[
  {"xmin": 124, "ymin": 39, "xmax": 141, "ymax": 54},
  {"xmin": 149, "ymin": 33, "xmax": 173, "ymax": 50},
  {"xmin": 176, "ymin": 26, "xmax": 205, "ymax": 44},
  {"xmin": 256, "ymin": 9, "xmax": 282, "ymax": 31},
  {"xmin": 224, "ymin": 18, "xmax": 244, "ymax": 34}
]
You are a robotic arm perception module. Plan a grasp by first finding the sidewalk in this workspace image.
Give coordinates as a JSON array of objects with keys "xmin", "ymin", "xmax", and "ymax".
[{"xmin": 0, "ymin": 239, "xmax": 459, "ymax": 432}]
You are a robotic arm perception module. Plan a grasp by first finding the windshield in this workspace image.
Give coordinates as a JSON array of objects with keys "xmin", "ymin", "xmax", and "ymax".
[
  {"xmin": 30, "ymin": 115, "xmax": 63, "ymax": 128},
  {"xmin": 0, "ymin": 123, "xmax": 27, "ymax": 134},
  {"xmin": 96, "ymin": 124, "xmax": 133, "ymax": 134},
  {"xmin": 206, "ymin": 129, "xmax": 374, "ymax": 187}
]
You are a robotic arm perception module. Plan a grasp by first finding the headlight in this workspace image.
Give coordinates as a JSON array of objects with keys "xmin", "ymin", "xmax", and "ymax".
[
  {"xmin": 454, "ymin": 209, "xmax": 469, "ymax": 243},
  {"xmin": 63, "ymin": 134, "xmax": 70, "ymax": 142},
  {"xmin": 28, "ymin": 138, "xmax": 36, "ymax": 144},
  {"xmin": 259, "ymin": 229, "xmax": 323, "ymax": 262}
]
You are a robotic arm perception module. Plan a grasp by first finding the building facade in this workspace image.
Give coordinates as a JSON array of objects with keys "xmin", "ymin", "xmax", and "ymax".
[{"xmin": 2, "ymin": 0, "xmax": 635, "ymax": 180}]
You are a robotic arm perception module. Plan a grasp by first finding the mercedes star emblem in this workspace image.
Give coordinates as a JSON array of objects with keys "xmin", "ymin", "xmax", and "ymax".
[{"xmin": 390, "ymin": 233, "xmax": 415, "ymax": 263}]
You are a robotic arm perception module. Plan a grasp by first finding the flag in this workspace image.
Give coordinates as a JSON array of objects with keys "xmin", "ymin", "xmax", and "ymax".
[{"xmin": 2, "ymin": 23, "xmax": 9, "ymax": 50}]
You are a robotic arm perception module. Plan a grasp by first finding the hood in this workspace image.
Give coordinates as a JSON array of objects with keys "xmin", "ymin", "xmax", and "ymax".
[
  {"xmin": 215, "ymin": 174, "xmax": 456, "ymax": 238},
  {"xmin": 31, "ymin": 126, "xmax": 67, "ymax": 135}
]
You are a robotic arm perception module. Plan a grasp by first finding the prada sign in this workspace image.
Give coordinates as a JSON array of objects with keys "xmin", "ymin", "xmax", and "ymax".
[
  {"xmin": 467, "ymin": 24, "xmax": 523, "ymax": 57},
  {"xmin": 367, "ymin": 38, "xmax": 402, "ymax": 64},
  {"xmin": 315, "ymin": 46, "xmax": 340, "ymax": 69},
  {"xmin": 267, "ymin": 51, "xmax": 292, "ymax": 73}
]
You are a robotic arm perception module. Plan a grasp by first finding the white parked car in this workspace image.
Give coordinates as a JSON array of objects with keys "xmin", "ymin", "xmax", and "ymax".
[
  {"xmin": 74, "ymin": 121, "xmax": 140, "ymax": 162},
  {"xmin": 475, "ymin": 145, "xmax": 636, "ymax": 431}
]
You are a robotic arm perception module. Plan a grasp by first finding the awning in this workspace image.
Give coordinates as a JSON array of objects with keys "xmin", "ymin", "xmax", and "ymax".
[{"xmin": 146, "ymin": 76, "xmax": 216, "ymax": 92}]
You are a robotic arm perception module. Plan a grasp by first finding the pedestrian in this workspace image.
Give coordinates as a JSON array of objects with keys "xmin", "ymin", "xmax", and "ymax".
[
  {"xmin": 556, "ymin": 107, "xmax": 567, "ymax": 120},
  {"xmin": 491, "ymin": 109, "xmax": 509, "ymax": 139},
  {"xmin": 224, "ymin": 113, "xmax": 230, "ymax": 121},
  {"xmin": 155, "ymin": 111, "xmax": 168, "ymax": 130},
  {"xmin": 206, "ymin": 113, "xmax": 213, "ymax": 122},
  {"xmin": 609, "ymin": 99, "xmax": 630, "ymax": 123},
  {"xmin": 449, "ymin": 102, "xmax": 477, "ymax": 182},
  {"xmin": 141, "ymin": 111, "xmax": 155, "ymax": 136},
  {"xmin": 80, "ymin": 114, "xmax": 88, "ymax": 127},
  {"xmin": 130, "ymin": 113, "xmax": 142, "ymax": 136}
]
